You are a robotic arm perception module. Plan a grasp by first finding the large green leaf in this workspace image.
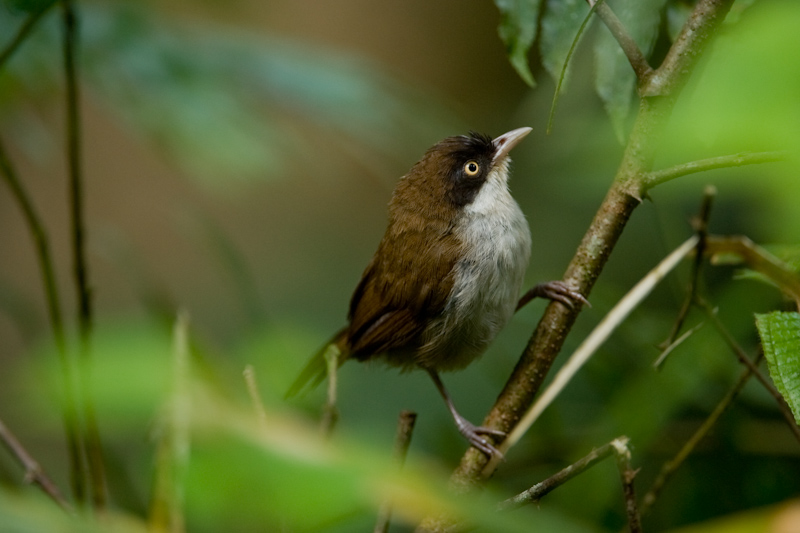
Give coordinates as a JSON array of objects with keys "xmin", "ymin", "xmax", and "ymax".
[
  {"xmin": 593, "ymin": 0, "xmax": 667, "ymax": 142},
  {"xmin": 495, "ymin": 0, "xmax": 542, "ymax": 87},
  {"xmin": 755, "ymin": 312, "xmax": 800, "ymax": 424}
]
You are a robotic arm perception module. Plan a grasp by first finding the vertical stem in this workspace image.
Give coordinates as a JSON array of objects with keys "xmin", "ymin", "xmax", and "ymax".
[
  {"xmin": 60, "ymin": 0, "xmax": 106, "ymax": 508},
  {"xmin": 0, "ymin": 138, "xmax": 85, "ymax": 505}
]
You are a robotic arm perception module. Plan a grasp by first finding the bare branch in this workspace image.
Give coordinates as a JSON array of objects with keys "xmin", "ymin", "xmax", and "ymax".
[
  {"xmin": 613, "ymin": 439, "xmax": 642, "ymax": 533},
  {"xmin": 643, "ymin": 151, "xmax": 789, "ymax": 190},
  {"xmin": 498, "ymin": 437, "xmax": 621, "ymax": 510}
]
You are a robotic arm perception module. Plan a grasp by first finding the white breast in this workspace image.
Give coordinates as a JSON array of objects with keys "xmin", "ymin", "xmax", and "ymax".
[{"xmin": 416, "ymin": 162, "xmax": 532, "ymax": 370}]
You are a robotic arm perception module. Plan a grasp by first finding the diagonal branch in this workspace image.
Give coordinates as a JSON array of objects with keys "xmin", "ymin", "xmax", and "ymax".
[
  {"xmin": 643, "ymin": 151, "xmax": 789, "ymax": 190},
  {"xmin": 0, "ymin": 416, "xmax": 73, "ymax": 512}
]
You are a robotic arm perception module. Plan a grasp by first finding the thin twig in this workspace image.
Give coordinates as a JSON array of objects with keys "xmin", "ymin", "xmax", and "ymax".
[
  {"xmin": 498, "ymin": 437, "xmax": 623, "ymax": 510},
  {"xmin": 643, "ymin": 151, "xmax": 789, "ymax": 190},
  {"xmin": 640, "ymin": 357, "xmax": 758, "ymax": 516},
  {"xmin": 60, "ymin": 0, "xmax": 106, "ymax": 508},
  {"xmin": 612, "ymin": 439, "xmax": 641, "ymax": 533},
  {"xmin": 0, "ymin": 137, "xmax": 87, "ymax": 504},
  {"xmin": 656, "ymin": 186, "xmax": 715, "ymax": 365},
  {"xmin": 0, "ymin": 417, "xmax": 73, "ymax": 512},
  {"xmin": 586, "ymin": 0, "xmax": 653, "ymax": 83},
  {"xmin": 374, "ymin": 410, "xmax": 418, "ymax": 533},
  {"xmin": 0, "ymin": 2, "xmax": 55, "ymax": 70},
  {"xmin": 698, "ymin": 299, "xmax": 800, "ymax": 443}
]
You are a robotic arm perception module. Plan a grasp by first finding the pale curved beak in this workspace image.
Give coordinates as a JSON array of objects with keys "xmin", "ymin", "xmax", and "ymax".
[{"xmin": 492, "ymin": 127, "xmax": 532, "ymax": 163}]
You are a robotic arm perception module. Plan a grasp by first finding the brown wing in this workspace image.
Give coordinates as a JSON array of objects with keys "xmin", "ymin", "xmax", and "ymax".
[{"xmin": 346, "ymin": 217, "xmax": 459, "ymax": 360}]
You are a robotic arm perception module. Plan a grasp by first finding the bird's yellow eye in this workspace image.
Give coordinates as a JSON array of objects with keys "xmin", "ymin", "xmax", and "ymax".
[{"xmin": 464, "ymin": 161, "xmax": 480, "ymax": 176}]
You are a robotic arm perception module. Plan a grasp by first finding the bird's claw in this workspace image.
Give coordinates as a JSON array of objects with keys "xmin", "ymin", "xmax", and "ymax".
[
  {"xmin": 454, "ymin": 415, "xmax": 505, "ymax": 458},
  {"xmin": 530, "ymin": 280, "xmax": 590, "ymax": 310}
]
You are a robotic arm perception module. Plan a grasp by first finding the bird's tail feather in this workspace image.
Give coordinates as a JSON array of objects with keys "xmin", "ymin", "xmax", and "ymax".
[{"xmin": 285, "ymin": 327, "xmax": 348, "ymax": 399}]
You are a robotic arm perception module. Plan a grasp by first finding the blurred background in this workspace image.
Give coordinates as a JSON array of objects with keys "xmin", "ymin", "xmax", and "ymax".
[{"xmin": 1, "ymin": 0, "xmax": 799, "ymax": 531}]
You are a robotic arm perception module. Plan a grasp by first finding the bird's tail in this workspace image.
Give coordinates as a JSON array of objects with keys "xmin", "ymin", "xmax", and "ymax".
[{"xmin": 284, "ymin": 327, "xmax": 348, "ymax": 399}]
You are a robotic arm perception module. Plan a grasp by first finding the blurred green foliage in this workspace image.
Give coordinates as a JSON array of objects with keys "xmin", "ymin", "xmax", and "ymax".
[{"xmin": 1, "ymin": 0, "xmax": 799, "ymax": 532}]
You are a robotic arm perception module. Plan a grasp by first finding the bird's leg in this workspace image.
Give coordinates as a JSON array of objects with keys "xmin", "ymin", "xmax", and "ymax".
[
  {"xmin": 516, "ymin": 280, "xmax": 590, "ymax": 312},
  {"xmin": 427, "ymin": 370, "xmax": 505, "ymax": 458}
]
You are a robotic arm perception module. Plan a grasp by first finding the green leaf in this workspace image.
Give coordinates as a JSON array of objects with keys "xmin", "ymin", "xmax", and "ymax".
[
  {"xmin": 540, "ymin": 0, "xmax": 591, "ymax": 87},
  {"xmin": 593, "ymin": 0, "xmax": 667, "ymax": 142},
  {"xmin": 756, "ymin": 312, "xmax": 800, "ymax": 424},
  {"xmin": 495, "ymin": 0, "xmax": 542, "ymax": 87}
]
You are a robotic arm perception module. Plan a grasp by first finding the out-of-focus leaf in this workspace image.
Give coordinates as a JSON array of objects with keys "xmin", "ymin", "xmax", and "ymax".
[
  {"xmin": 662, "ymin": 1, "xmax": 800, "ymax": 242},
  {"xmin": 494, "ymin": 0, "xmax": 541, "ymax": 87},
  {"xmin": 594, "ymin": 0, "xmax": 667, "ymax": 142},
  {"xmin": 0, "ymin": 489, "xmax": 148, "ymax": 533},
  {"xmin": 734, "ymin": 244, "xmax": 800, "ymax": 289},
  {"xmin": 184, "ymin": 385, "xmax": 597, "ymax": 533},
  {"xmin": 666, "ymin": 499, "xmax": 800, "ymax": 533},
  {"xmin": 540, "ymin": 0, "xmax": 590, "ymax": 87},
  {"xmin": 1, "ymin": 0, "xmax": 54, "ymax": 14},
  {"xmin": 755, "ymin": 312, "xmax": 800, "ymax": 424}
]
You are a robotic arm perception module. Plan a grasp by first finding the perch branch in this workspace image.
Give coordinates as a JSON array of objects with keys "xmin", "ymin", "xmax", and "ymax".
[
  {"xmin": 643, "ymin": 151, "xmax": 789, "ymax": 190},
  {"xmin": 0, "ymin": 417, "xmax": 73, "ymax": 512}
]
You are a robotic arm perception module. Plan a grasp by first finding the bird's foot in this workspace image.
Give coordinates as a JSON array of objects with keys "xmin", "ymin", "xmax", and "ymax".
[
  {"xmin": 517, "ymin": 281, "xmax": 589, "ymax": 311},
  {"xmin": 453, "ymin": 414, "xmax": 505, "ymax": 458}
]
